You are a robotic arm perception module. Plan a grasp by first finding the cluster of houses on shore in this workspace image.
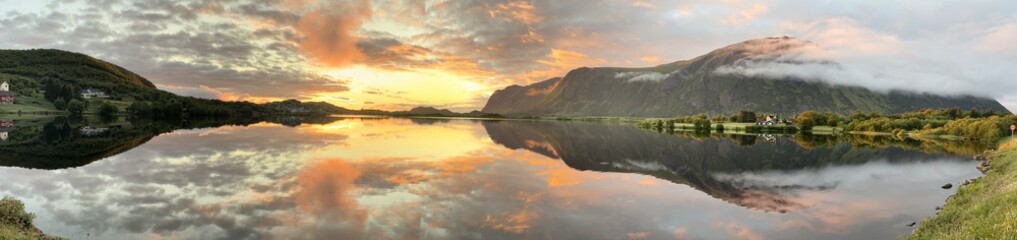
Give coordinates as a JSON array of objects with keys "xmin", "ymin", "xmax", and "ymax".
[
  {"xmin": 756, "ymin": 115, "xmax": 793, "ymax": 126},
  {"xmin": 0, "ymin": 81, "xmax": 110, "ymax": 105}
]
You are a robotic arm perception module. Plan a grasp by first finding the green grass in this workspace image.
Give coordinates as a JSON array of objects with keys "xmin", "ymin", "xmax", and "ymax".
[
  {"xmin": 810, "ymin": 125, "xmax": 841, "ymax": 132},
  {"xmin": 0, "ymin": 97, "xmax": 134, "ymax": 116},
  {"xmin": 0, "ymin": 95, "xmax": 62, "ymax": 114},
  {"xmin": 909, "ymin": 137, "xmax": 1017, "ymax": 239}
]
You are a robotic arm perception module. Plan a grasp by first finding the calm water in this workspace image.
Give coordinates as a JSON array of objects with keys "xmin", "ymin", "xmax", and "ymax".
[{"xmin": 0, "ymin": 116, "xmax": 987, "ymax": 239}]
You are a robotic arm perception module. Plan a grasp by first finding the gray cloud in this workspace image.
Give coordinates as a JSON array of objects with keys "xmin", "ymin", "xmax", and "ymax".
[
  {"xmin": 713, "ymin": 18, "xmax": 1017, "ymax": 103},
  {"xmin": 0, "ymin": 0, "xmax": 348, "ymax": 101},
  {"xmin": 3, "ymin": 0, "xmax": 1017, "ymax": 111},
  {"xmin": 615, "ymin": 71, "xmax": 670, "ymax": 83}
]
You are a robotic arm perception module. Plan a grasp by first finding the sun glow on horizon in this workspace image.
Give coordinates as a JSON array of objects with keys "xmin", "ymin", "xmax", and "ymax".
[{"xmin": 313, "ymin": 65, "xmax": 496, "ymax": 111}]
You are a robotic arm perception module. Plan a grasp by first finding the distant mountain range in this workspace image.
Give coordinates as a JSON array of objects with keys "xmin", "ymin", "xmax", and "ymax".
[
  {"xmin": 483, "ymin": 37, "xmax": 1010, "ymax": 117},
  {"xmin": 0, "ymin": 49, "xmax": 488, "ymax": 117}
]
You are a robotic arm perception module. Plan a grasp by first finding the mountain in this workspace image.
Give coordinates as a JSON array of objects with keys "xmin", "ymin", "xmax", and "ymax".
[
  {"xmin": 0, "ymin": 49, "xmax": 369, "ymax": 117},
  {"xmin": 265, "ymin": 99, "xmax": 355, "ymax": 115},
  {"xmin": 403, "ymin": 106, "xmax": 458, "ymax": 115},
  {"xmin": 483, "ymin": 37, "xmax": 1010, "ymax": 117},
  {"xmin": 0, "ymin": 49, "xmax": 156, "ymax": 89}
]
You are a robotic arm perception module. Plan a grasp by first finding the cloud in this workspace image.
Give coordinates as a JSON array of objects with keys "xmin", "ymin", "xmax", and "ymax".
[
  {"xmin": 615, "ymin": 71, "xmax": 669, "ymax": 82},
  {"xmin": 714, "ymin": 18, "xmax": 1017, "ymax": 100},
  {"xmin": 0, "ymin": 0, "xmax": 354, "ymax": 102},
  {"xmin": 4, "ymin": 0, "xmax": 1017, "ymax": 111},
  {"xmin": 297, "ymin": 0, "xmax": 372, "ymax": 67},
  {"xmin": 714, "ymin": 220, "xmax": 763, "ymax": 240},
  {"xmin": 720, "ymin": 3, "xmax": 768, "ymax": 26},
  {"xmin": 294, "ymin": 159, "xmax": 364, "ymax": 214}
]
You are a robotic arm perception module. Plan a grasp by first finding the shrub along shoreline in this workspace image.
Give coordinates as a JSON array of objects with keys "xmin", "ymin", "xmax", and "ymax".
[
  {"xmin": 908, "ymin": 137, "xmax": 1017, "ymax": 239},
  {"xmin": 637, "ymin": 109, "xmax": 1017, "ymax": 143},
  {"xmin": 0, "ymin": 197, "xmax": 60, "ymax": 240}
]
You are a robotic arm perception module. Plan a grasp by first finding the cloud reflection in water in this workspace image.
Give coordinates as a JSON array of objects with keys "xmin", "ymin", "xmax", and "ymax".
[{"xmin": 0, "ymin": 117, "xmax": 984, "ymax": 239}]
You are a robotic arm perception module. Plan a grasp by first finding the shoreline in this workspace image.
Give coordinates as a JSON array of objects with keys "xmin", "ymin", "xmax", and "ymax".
[{"xmin": 908, "ymin": 137, "xmax": 1017, "ymax": 239}]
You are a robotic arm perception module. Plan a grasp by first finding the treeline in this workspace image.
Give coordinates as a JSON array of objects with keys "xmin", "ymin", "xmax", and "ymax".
[
  {"xmin": 669, "ymin": 111, "xmax": 765, "ymax": 124},
  {"xmin": 638, "ymin": 108, "xmax": 1015, "ymax": 142},
  {"xmin": 638, "ymin": 115, "xmax": 714, "ymax": 132},
  {"xmin": 794, "ymin": 108, "xmax": 1016, "ymax": 142},
  {"xmin": 127, "ymin": 95, "xmax": 266, "ymax": 118},
  {"xmin": 638, "ymin": 110, "xmax": 796, "ymax": 133}
]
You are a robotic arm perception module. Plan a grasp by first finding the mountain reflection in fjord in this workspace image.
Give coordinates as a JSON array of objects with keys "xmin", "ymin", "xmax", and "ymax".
[{"xmin": 0, "ymin": 117, "xmax": 982, "ymax": 239}]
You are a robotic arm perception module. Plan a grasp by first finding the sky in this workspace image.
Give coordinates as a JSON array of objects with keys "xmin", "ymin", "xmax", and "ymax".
[{"xmin": 1, "ymin": 0, "xmax": 1017, "ymax": 112}]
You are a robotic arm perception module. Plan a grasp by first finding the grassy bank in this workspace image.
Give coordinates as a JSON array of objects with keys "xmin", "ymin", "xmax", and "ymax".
[
  {"xmin": 909, "ymin": 137, "xmax": 1017, "ymax": 239},
  {"xmin": 0, "ymin": 197, "xmax": 60, "ymax": 240}
]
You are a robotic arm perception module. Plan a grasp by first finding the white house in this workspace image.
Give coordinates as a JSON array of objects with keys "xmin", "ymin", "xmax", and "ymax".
[
  {"xmin": 0, "ymin": 82, "xmax": 12, "ymax": 104},
  {"xmin": 80, "ymin": 126, "xmax": 110, "ymax": 137},
  {"xmin": 81, "ymin": 88, "xmax": 109, "ymax": 99},
  {"xmin": 761, "ymin": 115, "xmax": 779, "ymax": 126}
]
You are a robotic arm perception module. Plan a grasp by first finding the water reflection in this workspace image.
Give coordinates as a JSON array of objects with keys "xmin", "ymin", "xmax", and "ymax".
[
  {"xmin": 483, "ymin": 120, "xmax": 986, "ymax": 213},
  {"xmin": 0, "ymin": 117, "xmax": 985, "ymax": 239}
]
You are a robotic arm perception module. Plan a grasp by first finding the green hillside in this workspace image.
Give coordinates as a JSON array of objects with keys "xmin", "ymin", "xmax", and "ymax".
[
  {"xmin": 0, "ymin": 49, "xmax": 343, "ymax": 117},
  {"xmin": 483, "ymin": 37, "xmax": 1010, "ymax": 117},
  {"xmin": 0, "ymin": 49, "xmax": 154, "ymax": 89}
]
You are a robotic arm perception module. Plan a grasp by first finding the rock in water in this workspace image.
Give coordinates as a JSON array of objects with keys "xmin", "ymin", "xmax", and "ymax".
[{"xmin": 942, "ymin": 183, "xmax": 953, "ymax": 189}]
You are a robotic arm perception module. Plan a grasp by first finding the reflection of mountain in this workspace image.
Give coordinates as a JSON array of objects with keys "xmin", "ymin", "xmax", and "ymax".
[
  {"xmin": 483, "ymin": 120, "xmax": 963, "ymax": 213},
  {"xmin": 0, "ymin": 116, "xmax": 343, "ymax": 170},
  {"xmin": 0, "ymin": 118, "xmax": 156, "ymax": 169}
]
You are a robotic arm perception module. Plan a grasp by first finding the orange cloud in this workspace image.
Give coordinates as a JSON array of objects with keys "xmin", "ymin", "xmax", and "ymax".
[
  {"xmin": 298, "ymin": 0, "xmax": 372, "ymax": 67},
  {"xmin": 484, "ymin": 191, "xmax": 543, "ymax": 233},
  {"xmin": 512, "ymin": 48, "xmax": 609, "ymax": 84},
  {"xmin": 627, "ymin": 232, "xmax": 649, "ymax": 239},
  {"xmin": 640, "ymin": 56, "xmax": 661, "ymax": 64},
  {"xmin": 715, "ymin": 220, "xmax": 763, "ymax": 240},
  {"xmin": 721, "ymin": 3, "xmax": 768, "ymax": 26},
  {"xmin": 295, "ymin": 159, "xmax": 364, "ymax": 215},
  {"xmin": 491, "ymin": 1, "xmax": 543, "ymax": 25}
]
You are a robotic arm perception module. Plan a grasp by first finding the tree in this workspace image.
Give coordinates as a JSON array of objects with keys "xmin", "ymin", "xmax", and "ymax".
[
  {"xmin": 794, "ymin": 111, "xmax": 818, "ymax": 130},
  {"xmin": 127, "ymin": 102, "xmax": 152, "ymax": 116},
  {"xmin": 737, "ymin": 110, "xmax": 757, "ymax": 123},
  {"xmin": 53, "ymin": 97, "xmax": 66, "ymax": 110},
  {"xmin": 67, "ymin": 99, "xmax": 85, "ymax": 116},
  {"xmin": 99, "ymin": 102, "xmax": 118, "ymax": 116}
]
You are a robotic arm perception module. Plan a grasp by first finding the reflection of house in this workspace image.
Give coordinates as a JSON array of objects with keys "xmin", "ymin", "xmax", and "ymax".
[
  {"xmin": 80, "ymin": 126, "xmax": 110, "ymax": 137},
  {"xmin": 0, "ymin": 120, "xmax": 13, "ymax": 141},
  {"xmin": 0, "ymin": 81, "xmax": 13, "ymax": 104},
  {"xmin": 81, "ymin": 88, "xmax": 109, "ymax": 99}
]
